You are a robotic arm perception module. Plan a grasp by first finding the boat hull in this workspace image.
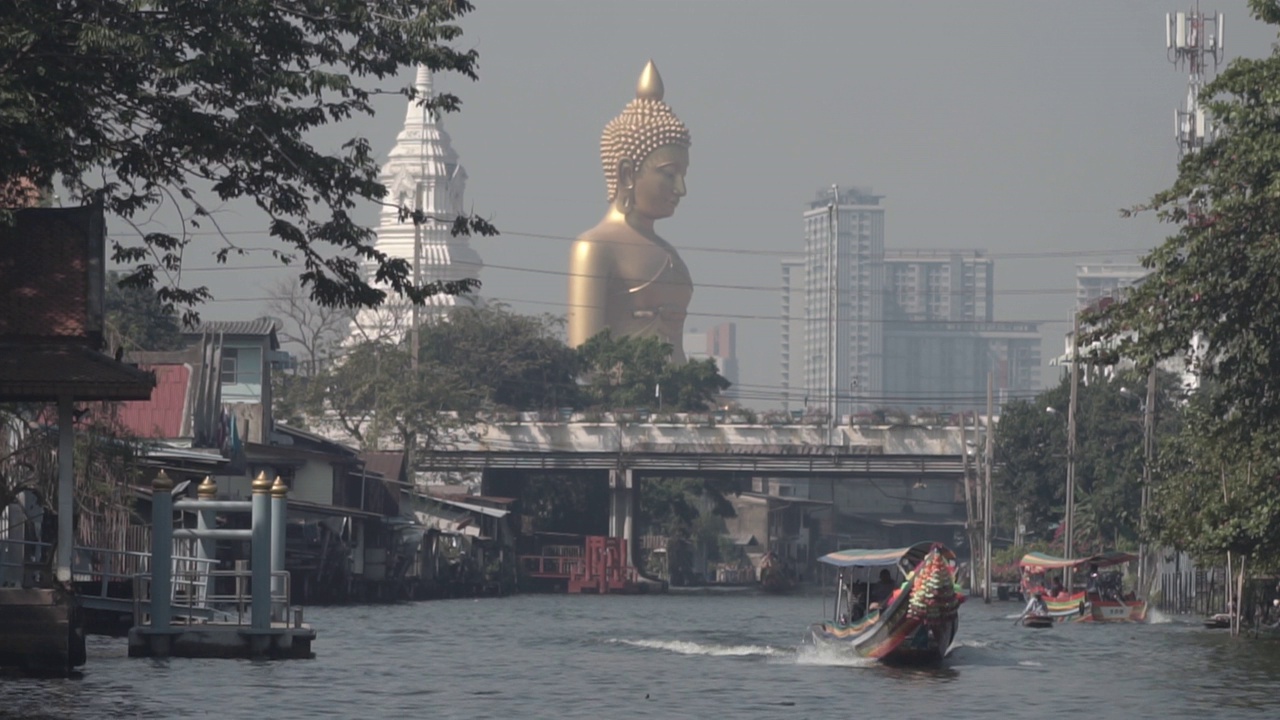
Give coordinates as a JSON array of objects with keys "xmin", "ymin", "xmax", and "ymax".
[
  {"xmin": 1041, "ymin": 592, "xmax": 1147, "ymax": 623},
  {"xmin": 809, "ymin": 616, "xmax": 957, "ymax": 666}
]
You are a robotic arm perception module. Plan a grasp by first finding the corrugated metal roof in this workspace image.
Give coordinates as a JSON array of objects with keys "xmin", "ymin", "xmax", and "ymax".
[
  {"xmin": 428, "ymin": 496, "xmax": 510, "ymax": 518},
  {"xmin": 190, "ymin": 318, "xmax": 280, "ymax": 338},
  {"xmin": 362, "ymin": 450, "xmax": 406, "ymax": 484}
]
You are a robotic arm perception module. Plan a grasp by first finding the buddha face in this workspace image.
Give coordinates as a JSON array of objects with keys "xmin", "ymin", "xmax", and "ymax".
[{"xmin": 619, "ymin": 144, "xmax": 688, "ymax": 221}]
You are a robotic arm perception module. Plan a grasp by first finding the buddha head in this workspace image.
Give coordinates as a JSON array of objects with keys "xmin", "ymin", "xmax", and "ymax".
[{"xmin": 601, "ymin": 61, "xmax": 691, "ymax": 221}]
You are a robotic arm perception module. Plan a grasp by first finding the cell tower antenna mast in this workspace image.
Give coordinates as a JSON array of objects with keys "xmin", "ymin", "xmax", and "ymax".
[{"xmin": 1166, "ymin": 3, "xmax": 1225, "ymax": 156}]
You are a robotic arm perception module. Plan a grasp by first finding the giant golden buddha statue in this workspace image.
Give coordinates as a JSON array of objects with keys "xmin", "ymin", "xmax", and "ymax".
[{"xmin": 568, "ymin": 60, "xmax": 693, "ymax": 362}]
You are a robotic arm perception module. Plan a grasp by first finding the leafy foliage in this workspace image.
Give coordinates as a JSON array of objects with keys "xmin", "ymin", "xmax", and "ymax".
[
  {"xmin": 1, "ymin": 0, "xmax": 494, "ymax": 323},
  {"xmin": 1148, "ymin": 383, "xmax": 1280, "ymax": 568},
  {"xmin": 576, "ymin": 330, "xmax": 731, "ymax": 411},
  {"xmin": 993, "ymin": 369, "xmax": 1183, "ymax": 553},
  {"xmin": 1086, "ymin": 0, "xmax": 1280, "ymax": 442},
  {"xmin": 103, "ymin": 270, "xmax": 184, "ymax": 352},
  {"xmin": 417, "ymin": 307, "xmax": 581, "ymax": 411}
]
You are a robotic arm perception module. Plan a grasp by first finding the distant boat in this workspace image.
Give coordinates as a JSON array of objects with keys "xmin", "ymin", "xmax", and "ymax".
[
  {"xmin": 1018, "ymin": 551, "xmax": 1148, "ymax": 623},
  {"xmin": 807, "ymin": 542, "xmax": 964, "ymax": 665}
]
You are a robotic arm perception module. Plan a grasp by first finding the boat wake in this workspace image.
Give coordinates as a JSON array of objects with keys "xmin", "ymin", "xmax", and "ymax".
[
  {"xmin": 606, "ymin": 638, "xmax": 791, "ymax": 658},
  {"xmin": 1145, "ymin": 608, "xmax": 1173, "ymax": 624},
  {"xmin": 793, "ymin": 642, "xmax": 879, "ymax": 667}
]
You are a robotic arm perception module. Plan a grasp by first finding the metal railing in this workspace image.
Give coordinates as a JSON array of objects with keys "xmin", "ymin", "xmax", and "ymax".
[
  {"xmin": 133, "ymin": 569, "xmax": 303, "ymax": 629},
  {"xmin": 1, "ymin": 539, "xmax": 212, "ymax": 606}
]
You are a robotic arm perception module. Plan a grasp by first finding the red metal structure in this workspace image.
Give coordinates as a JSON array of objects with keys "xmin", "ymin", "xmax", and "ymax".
[{"xmin": 568, "ymin": 537, "xmax": 640, "ymax": 594}]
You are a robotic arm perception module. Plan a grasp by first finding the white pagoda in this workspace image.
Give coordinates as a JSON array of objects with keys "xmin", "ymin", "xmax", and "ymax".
[{"xmin": 349, "ymin": 65, "xmax": 484, "ymax": 344}]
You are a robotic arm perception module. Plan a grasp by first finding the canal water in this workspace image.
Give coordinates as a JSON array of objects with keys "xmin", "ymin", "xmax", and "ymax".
[{"xmin": 3, "ymin": 592, "xmax": 1280, "ymax": 719}]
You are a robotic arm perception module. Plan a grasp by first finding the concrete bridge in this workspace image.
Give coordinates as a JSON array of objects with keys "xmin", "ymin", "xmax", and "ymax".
[{"xmin": 418, "ymin": 420, "xmax": 976, "ymax": 549}]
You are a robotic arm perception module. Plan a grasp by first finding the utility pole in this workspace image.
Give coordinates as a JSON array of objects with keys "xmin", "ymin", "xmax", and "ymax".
[
  {"xmin": 1139, "ymin": 365, "xmax": 1156, "ymax": 594},
  {"xmin": 960, "ymin": 412, "xmax": 975, "ymax": 591},
  {"xmin": 827, "ymin": 185, "xmax": 839, "ymax": 446},
  {"xmin": 1064, "ymin": 312, "xmax": 1080, "ymax": 591},
  {"xmin": 407, "ymin": 180, "xmax": 423, "ymax": 476},
  {"xmin": 984, "ymin": 371, "xmax": 994, "ymax": 603}
]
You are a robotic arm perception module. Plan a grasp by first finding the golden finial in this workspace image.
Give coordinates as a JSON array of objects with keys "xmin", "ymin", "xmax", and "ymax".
[
  {"xmin": 271, "ymin": 476, "xmax": 289, "ymax": 499},
  {"xmin": 152, "ymin": 470, "xmax": 174, "ymax": 491},
  {"xmin": 197, "ymin": 476, "xmax": 217, "ymax": 498},
  {"xmin": 636, "ymin": 60, "xmax": 664, "ymax": 101},
  {"xmin": 251, "ymin": 470, "xmax": 272, "ymax": 493}
]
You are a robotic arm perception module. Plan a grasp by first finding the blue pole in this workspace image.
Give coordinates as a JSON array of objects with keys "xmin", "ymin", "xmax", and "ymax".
[
  {"xmin": 270, "ymin": 476, "xmax": 288, "ymax": 620},
  {"xmin": 250, "ymin": 472, "xmax": 272, "ymax": 630},
  {"xmin": 151, "ymin": 471, "xmax": 174, "ymax": 631}
]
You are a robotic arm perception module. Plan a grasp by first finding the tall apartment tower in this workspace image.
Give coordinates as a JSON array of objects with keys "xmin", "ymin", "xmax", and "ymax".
[
  {"xmin": 1075, "ymin": 264, "xmax": 1148, "ymax": 311},
  {"xmin": 880, "ymin": 249, "xmax": 1038, "ymax": 411},
  {"xmin": 349, "ymin": 66, "xmax": 483, "ymax": 344},
  {"xmin": 779, "ymin": 257, "xmax": 805, "ymax": 412},
  {"xmin": 802, "ymin": 186, "xmax": 884, "ymax": 420},
  {"xmin": 884, "ymin": 250, "xmax": 994, "ymax": 322}
]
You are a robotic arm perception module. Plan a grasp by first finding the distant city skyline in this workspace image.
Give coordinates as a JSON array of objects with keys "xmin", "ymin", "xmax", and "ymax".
[{"xmin": 111, "ymin": 1, "xmax": 1277, "ymax": 409}]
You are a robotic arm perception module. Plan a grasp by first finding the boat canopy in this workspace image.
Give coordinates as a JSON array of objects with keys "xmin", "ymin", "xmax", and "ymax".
[
  {"xmin": 818, "ymin": 542, "xmax": 955, "ymax": 569},
  {"xmin": 1018, "ymin": 551, "xmax": 1137, "ymax": 571}
]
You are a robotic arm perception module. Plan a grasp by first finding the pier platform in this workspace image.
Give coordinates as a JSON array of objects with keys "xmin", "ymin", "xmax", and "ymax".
[{"xmin": 128, "ymin": 619, "xmax": 316, "ymax": 659}]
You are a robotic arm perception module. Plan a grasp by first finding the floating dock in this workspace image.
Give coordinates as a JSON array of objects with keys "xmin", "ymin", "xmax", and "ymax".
[{"xmin": 126, "ymin": 472, "xmax": 317, "ymax": 659}]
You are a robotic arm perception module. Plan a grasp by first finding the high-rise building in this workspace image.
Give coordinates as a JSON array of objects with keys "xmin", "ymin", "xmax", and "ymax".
[
  {"xmin": 779, "ymin": 257, "xmax": 805, "ymax": 412},
  {"xmin": 349, "ymin": 66, "xmax": 483, "ymax": 344},
  {"xmin": 803, "ymin": 187, "xmax": 884, "ymax": 420},
  {"xmin": 877, "ymin": 249, "xmax": 1036, "ymax": 411},
  {"xmin": 1076, "ymin": 264, "xmax": 1148, "ymax": 311},
  {"xmin": 881, "ymin": 320, "xmax": 1041, "ymax": 412},
  {"xmin": 684, "ymin": 323, "xmax": 739, "ymax": 398},
  {"xmin": 884, "ymin": 250, "xmax": 993, "ymax": 322},
  {"xmin": 785, "ymin": 201, "xmax": 1041, "ymax": 415}
]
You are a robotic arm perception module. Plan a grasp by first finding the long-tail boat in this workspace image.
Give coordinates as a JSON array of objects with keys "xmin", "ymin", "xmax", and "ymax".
[
  {"xmin": 1018, "ymin": 551, "xmax": 1148, "ymax": 622},
  {"xmin": 807, "ymin": 542, "xmax": 964, "ymax": 665}
]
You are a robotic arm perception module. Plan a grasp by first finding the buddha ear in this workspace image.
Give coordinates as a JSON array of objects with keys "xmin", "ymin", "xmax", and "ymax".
[{"xmin": 617, "ymin": 158, "xmax": 637, "ymax": 192}]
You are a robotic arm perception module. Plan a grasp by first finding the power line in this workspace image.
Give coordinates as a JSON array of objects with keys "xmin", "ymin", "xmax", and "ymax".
[
  {"xmin": 191, "ymin": 291, "xmax": 1073, "ymax": 325},
  {"xmin": 108, "ymin": 227, "xmax": 1153, "ymax": 261}
]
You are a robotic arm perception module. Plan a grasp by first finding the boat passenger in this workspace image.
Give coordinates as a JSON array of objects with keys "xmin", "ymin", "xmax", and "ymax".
[
  {"xmin": 1049, "ymin": 577, "xmax": 1065, "ymax": 598},
  {"xmin": 1025, "ymin": 593, "xmax": 1048, "ymax": 616},
  {"xmin": 870, "ymin": 569, "xmax": 896, "ymax": 606}
]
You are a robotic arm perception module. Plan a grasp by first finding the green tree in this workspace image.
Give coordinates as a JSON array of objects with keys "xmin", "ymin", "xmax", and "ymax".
[
  {"xmin": 2, "ymin": 0, "xmax": 493, "ymax": 323},
  {"xmin": 415, "ymin": 307, "xmax": 581, "ymax": 411},
  {"xmin": 1088, "ymin": 1, "xmax": 1280, "ymax": 443},
  {"xmin": 1148, "ymin": 383, "xmax": 1280, "ymax": 570},
  {"xmin": 313, "ymin": 340, "xmax": 474, "ymax": 453},
  {"xmin": 993, "ymin": 369, "xmax": 1183, "ymax": 553},
  {"xmin": 104, "ymin": 270, "xmax": 184, "ymax": 352},
  {"xmin": 577, "ymin": 331, "xmax": 730, "ymax": 411}
]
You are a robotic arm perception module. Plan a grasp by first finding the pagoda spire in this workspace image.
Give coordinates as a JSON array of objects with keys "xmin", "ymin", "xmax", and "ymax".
[{"xmin": 348, "ymin": 64, "xmax": 484, "ymax": 344}]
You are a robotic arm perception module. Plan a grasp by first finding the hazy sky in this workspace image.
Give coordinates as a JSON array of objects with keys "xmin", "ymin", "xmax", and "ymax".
[{"xmin": 155, "ymin": 0, "xmax": 1277, "ymax": 406}]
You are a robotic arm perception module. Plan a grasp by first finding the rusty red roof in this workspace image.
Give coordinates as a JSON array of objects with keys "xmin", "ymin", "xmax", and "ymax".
[{"xmin": 115, "ymin": 363, "xmax": 192, "ymax": 438}]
